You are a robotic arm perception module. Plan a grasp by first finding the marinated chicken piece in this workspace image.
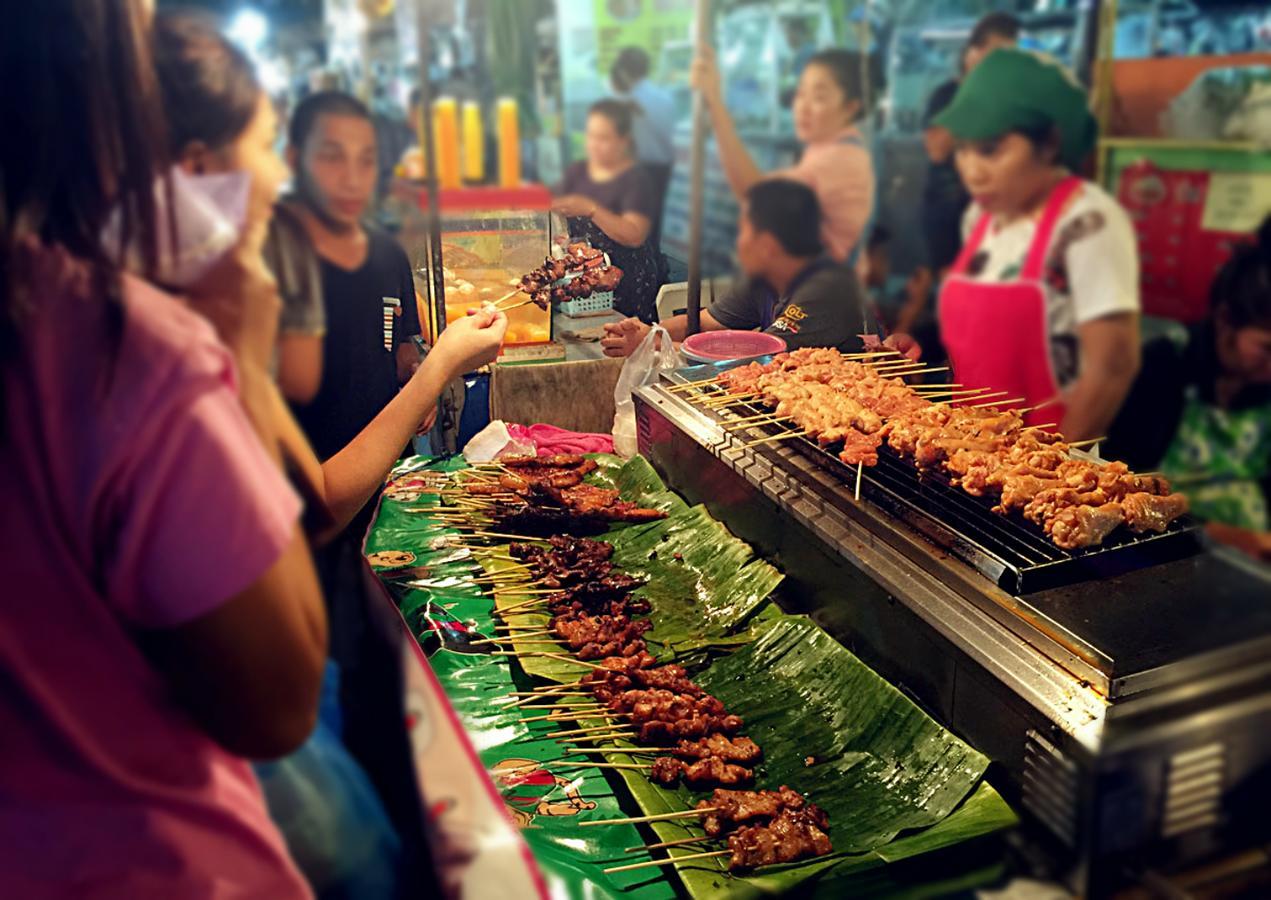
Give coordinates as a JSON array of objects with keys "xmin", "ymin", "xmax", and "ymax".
[
  {"xmin": 1121, "ymin": 491, "xmax": 1188, "ymax": 533},
  {"xmin": 1046, "ymin": 502, "xmax": 1125, "ymax": 549}
]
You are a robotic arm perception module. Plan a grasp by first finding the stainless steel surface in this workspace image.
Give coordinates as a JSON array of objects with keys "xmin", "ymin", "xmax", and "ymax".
[{"xmin": 633, "ymin": 379, "xmax": 1271, "ymax": 897}]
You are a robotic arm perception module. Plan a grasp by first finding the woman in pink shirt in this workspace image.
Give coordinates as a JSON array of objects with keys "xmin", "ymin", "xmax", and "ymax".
[
  {"xmin": 0, "ymin": 2, "xmax": 501, "ymax": 897},
  {"xmin": 692, "ymin": 46, "xmax": 878, "ymax": 268}
]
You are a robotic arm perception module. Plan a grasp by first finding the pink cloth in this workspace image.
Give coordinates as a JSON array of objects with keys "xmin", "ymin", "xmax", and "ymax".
[
  {"xmin": 506, "ymin": 423, "xmax": 614, "ymax": 456},
  {"xmin": 0, "ymin": 244, "xmax": 310, "ymax": 898},
  {"xmin": 780, "ymin": 127, "xmax": 875, "ymax": 269}
]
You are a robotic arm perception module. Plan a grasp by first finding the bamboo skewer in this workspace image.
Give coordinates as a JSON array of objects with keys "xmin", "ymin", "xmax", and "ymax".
[
  {"xmin": 563, "ymin": 747, "xmax": 655, "ymax": 756},
  {"xmin": 625, "ymin": 835, "xmax": 711, "ymax": 853},
  {"xmin": 538, "ymin": 652, "xmax": 606, "ymax": 669},
  {"xmin": 502, "ymin": 688, "xmax": 588, "ymax": 698},
  {"xmin": 520, "ymin": 710, "xmax": 614, "ymax": 723},
  {"xmin": 556, "ymin": 761, "xmax": 649, "ymax": 772},
  {"xmin": 743, "ymin": 430, "xmax": 808, "ymax": 447},
  {"xmin": 563, "ymin": 731, "xmax": 641, "ymax": 743},
  {"xmin": 1068, "ymin": 437, "xmax": 1105, "ymax": 449},
  {"xmin": 603, "ymin": 849, "xmax": 730, "ymax": 874},
  {"xmin": 582, "ymin": 807, "xmax": 721, "ymax": 827},
  {"xmin": 854, "ymin": 461, "xmax": 863, "ymax": 501},
  {"xmin": 968, "ymin": 396, "xmax": 1025, "ymax": 408},
  {"xmin": 548, "ymin": 723, "xmax": 634, "ymax": 738}
]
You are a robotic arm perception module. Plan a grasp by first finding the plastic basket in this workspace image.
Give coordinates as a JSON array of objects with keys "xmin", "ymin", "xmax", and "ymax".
[{"xmin": 558, "ymin": 290, "xmax": 615, "ymax": 316}]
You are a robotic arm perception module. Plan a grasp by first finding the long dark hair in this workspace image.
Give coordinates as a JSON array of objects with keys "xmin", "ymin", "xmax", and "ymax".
[
  {"xmin": 1211, "ymin": 215, "xmax": 1271, "ymax": 330},
  {"xmin": 0, "ymin": 0, "xmax": 167, "ymax": 365},
  {"xmin": 155, "ymin": 11, "xmax": 261, "ymax": 155}
]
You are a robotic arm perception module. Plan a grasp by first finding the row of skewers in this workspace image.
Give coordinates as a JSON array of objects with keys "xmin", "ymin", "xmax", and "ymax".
[
  {"xmin": 674, "ymin": 347, "xmax": 1188, "ymax": 550},
  {"xmin": 401, "ymin": 457, "xmax": 837, "ymax": 876}
]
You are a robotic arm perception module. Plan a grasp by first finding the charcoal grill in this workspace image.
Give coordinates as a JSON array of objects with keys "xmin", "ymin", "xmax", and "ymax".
[{"xmin": 630, "ymin": 363, "xmax": 1271, "ymax": 897}]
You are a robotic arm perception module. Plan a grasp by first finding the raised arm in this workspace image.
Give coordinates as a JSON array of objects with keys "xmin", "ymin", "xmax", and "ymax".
[{"xmin": 691, "ymin": 45, "xmax": 764, "ymax": 199}]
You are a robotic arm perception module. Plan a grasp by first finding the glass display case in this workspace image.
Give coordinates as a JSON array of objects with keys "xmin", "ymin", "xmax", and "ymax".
[{"xmin": 388, "ymin": 183, "xmax": 564, "ymax": 346}]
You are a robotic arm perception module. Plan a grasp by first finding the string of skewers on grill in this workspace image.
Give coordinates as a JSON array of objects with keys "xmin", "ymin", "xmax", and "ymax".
[
  {"xmin": 704, "ymin": 347, "xmax": 1189, "ymax": 550},
  {"xmin": 496, "ymin": 243, "xmax": 624, "ymax": 312}
]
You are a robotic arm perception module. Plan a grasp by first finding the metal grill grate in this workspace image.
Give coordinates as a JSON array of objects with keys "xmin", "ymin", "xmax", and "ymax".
[{"xmin": 688, "ymin": 387, "xmax": 1200, "ymax": 594}]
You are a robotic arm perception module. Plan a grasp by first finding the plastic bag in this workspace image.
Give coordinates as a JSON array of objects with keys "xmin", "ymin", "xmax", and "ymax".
[{"xmin": 612, "ymin": 324, "xmax": 681, "ymax": 458}]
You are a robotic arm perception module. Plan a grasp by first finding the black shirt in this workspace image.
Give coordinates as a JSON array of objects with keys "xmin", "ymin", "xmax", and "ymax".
[
  {"xmin": 292, "ymin": 226, "xmax": 420, "ymax": 461},
  {"xmin": 561, "ymin": 161, "xmax": 663, "ymax": 323},
  {"xmin": 709, "ymin": 258, "xmax": 868, "ymax": 353}
]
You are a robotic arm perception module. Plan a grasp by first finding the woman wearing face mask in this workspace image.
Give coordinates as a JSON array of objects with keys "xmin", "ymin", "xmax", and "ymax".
[
  {"xmin": 886, "ymin": 48, "xmax": 1141, "ymax": 441},
  {"xmin": 553, "ymin": 99, "xmax": 663, "ymax": 323},
  {"xmin": 1106, "ymin": 218, "xmax": 1271, "ymax": 561},
  {"xmin": 691, "ymin": 45, "xmax": 877, "ymax": 269},
  {"xmin": 155, "ymin": 12, "xmax": 507, "ymax": 540},
  {"xmin": 1, "ymin": 3, "xmax": 324, "ymax": 896},
  {"xmin": 153, "ymin": 16, "xmax": 508, "ymax": 896}
]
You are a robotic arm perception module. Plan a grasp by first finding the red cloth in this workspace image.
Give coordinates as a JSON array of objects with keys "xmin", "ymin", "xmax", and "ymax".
[{"xmin": 506, "ymin": 423, "xmax": 614, "ymax": 456}]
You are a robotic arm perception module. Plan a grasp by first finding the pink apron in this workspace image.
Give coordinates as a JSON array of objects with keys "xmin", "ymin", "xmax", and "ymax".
[{"xmin": 938, "ymin": 176, "xmax": 1083, "ymax": 430}]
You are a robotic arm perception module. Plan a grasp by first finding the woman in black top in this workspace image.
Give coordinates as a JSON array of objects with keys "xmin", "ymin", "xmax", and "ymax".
[{"xmin": 553, "ymin": 100, "xmax": 662, "ymax": 322}]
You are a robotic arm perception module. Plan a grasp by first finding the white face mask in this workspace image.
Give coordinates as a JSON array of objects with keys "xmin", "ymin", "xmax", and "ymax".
[{"xmin": 101, "ymin": 165, "xmax": 251, "ymax": 289}]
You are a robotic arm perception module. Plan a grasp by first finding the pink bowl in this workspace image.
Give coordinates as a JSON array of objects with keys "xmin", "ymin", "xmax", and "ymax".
[{"xmin": 681, "ymin": 330, "xmax": 787, "ymax": 363}]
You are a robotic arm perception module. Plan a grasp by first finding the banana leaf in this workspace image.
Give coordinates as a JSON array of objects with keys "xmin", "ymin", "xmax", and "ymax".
[{"xmin": 491, "ymin": 455, "xmax": 784, "ymax": 681}]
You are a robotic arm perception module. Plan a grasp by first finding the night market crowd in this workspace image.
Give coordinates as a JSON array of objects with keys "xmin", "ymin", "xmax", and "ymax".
[{"xmin": 1, "ymin": 2, "xmax": 1268, "ymax": 898}]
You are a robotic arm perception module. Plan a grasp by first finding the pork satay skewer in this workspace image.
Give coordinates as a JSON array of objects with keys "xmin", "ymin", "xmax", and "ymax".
[{"xmin": 743, "ymin": 429, "xmax": 809, "ymax": 447}]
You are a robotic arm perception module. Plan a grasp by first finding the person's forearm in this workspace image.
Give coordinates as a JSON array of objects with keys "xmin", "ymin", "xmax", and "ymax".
[
  {"xmin": 320, "ymin": 354, "xmax": 449, "ymax": 532},
  {"xmin": 590, "ymin": 206, "xmax": 647, "ymax": 248},
  {"xmin": 661, "ymin": 314, "xmax": 689, "ymax": 343},
  {"xmin": 1060, "ymin": 370, "xmax": 1134, "ymax": 442},
  {"xmin": 705, "ymin": 97, "xmax": 762, "ymax": 199},
  {"xmin": 235, "ymin": 361, "xmax": 286, "ymax": 467}
]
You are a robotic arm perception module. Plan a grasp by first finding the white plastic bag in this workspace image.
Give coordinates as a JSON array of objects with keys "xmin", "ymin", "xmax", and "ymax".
[{"xmin": 612, "ymin": 324, "xmax": 682, "ymax": 458}]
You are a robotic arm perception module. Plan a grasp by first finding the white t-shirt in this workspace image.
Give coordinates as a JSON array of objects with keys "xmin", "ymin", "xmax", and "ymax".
[{"xmin": 957, "ymin": 180, "xmax": 1140, "ymax": 388}]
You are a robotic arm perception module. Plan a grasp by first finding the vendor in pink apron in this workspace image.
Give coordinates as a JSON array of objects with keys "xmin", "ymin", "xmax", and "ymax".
[{"xmin": 891, "ymin": 49, "xmax": 1142, "ymax": 439}]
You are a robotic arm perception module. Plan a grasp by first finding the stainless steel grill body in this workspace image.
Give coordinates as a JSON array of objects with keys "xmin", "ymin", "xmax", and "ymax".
[{"xmin": 633, "ymin": 376, "xmax": 1271, "ymax": 896}]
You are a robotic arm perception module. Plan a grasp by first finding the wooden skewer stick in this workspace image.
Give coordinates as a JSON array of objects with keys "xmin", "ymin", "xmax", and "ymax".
[
  {"xmin": 843, "ymin": 350, "xmax": 902, "ymax": 359},
  {"xmin": 1017, "ymin": 395, "xmax": 1063, "ymax": 415},
  {"xmin": 1067, "ymin": 437, "xmax": 1106, "ymax": 449},
  {"xmin": 556, "ymin": 760, "xmax": 649, "ymax": 771},
  {"xmin": 743, "ymin": 430, "xmax": 808, "ymax": 447},
  {"xmin": 513, "ymin": 701, "xmax": 602, "ymax": 711},
  {"xmin": 467, "ymin": 531, "xmax": 549, "ymax": 542},
  {"xmin": 548, "ymin": 723, "xmax": 633, "ymax": 738},
  {"xmin": 603, "ymin": 849, "xmax": 730, "ymax": 874},
  {"xmin": 488, "ymin": 288, "xmax": 522, "ymax": 309},
  {"xmin": 625, "ymin": 835, "xmax": 711, "ymax": 853},
  {"xmin": 563, "ymin": 747, "xmax": 654, "ymax": 756},
  {"xmin": 503, "ymin": 688, "xmax": 587, "ymax": 698},
  {"xmin": 538, "ymin": 652, "xmax": 606, "ymax": 670},
  {"xmin": 666, "ymin": 377, "xmax": 721, "ymax": 392},
  {"xmin": 520, "ymin": 710, "xmax": 614, "ymax": 723},
  {"xmin": 467, "ymin": 630, "xmax": 552, "ymax": 645},
  {"xmin": 563, "ymin": 730, "xmax": 640, "ymax": 743},
  {"xmin": 968, "ymin": 396, "xmax": 1025, "ymax": 408},
  {"xmin": 854, "ymin": 461, "xmax": 863, "ymax": 501},
  {"xmin": 479, "ymin": 639, "xmax": 563, "ymax": 648},
  {"xmin": 721, "ymin": 416, "xmax": 793, "ymax": 431},
  {"xmin": 582, "ymin": 807, "xmax": 721, "ymax": 827}
]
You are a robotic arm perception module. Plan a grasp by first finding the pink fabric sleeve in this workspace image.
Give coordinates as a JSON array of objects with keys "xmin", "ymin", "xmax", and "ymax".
[
  {"xmin": 780, "ymin": 141, "xmax": 875, "ymax": 264},
  {"xmin": 104, "ymin": 381, "xmax": 302, "ymax": 630}
]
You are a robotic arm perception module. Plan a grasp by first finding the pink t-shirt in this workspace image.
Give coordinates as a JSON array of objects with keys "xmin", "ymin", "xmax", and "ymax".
[
  {"xmin": 0, "ymin": 244, "xmax": 311, "ymax": 898},
  {"xmin": 781, "ymin": 127, "xmax": 875, "ymax": 267}
]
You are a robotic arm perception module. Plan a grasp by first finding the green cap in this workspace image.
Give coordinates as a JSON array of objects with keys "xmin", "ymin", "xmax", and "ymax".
[{"xmin": 933, "ymin": 48, "xmax": 1097, "ymax": 169}]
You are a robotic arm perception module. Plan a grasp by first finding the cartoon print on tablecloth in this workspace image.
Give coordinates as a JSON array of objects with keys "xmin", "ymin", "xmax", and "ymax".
[
  {"xmin": 383, "ymin": 485, "xmax": 423, "ymax": 503},
  {"xmin": 489, "ymin": 758, "xmax": 597, "ymax": 828},
  {"xmin": 366, "ymin": 549, "xmax": 417, "ymax": 569},
  {"xmin": 411, "ymin": 601, "xmax": 493, "ymax": 657}
]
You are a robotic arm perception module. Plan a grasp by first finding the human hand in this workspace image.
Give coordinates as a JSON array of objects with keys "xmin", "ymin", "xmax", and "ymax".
[
  {"xmin": 551, "ymin": 194, "xmax": 598, "ymax": 218},
  {"xmin": 1205, "ymin": 521, "xmax": 1271, "ymax": 562},
  {"xmin": 884, "ymin": 332, "xmax": 923, "ymax": 361},
  {"xmin": 430, "ymin": 306, "xmax": 508, "ymax": 376},
  {"xmin": 186, "ymin": 217, "xmax": 280, "ymax": 370},
  {"xmin": 416, "ymin": 404, "xmax": 438, "ymax": 436},
  {"xmin": 690, "ymin": 45, "xmax": 723, "ymax": 107},
  {"xmin": 600, "ymin": 317, "xmax": 650, "ymax": 358}
]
